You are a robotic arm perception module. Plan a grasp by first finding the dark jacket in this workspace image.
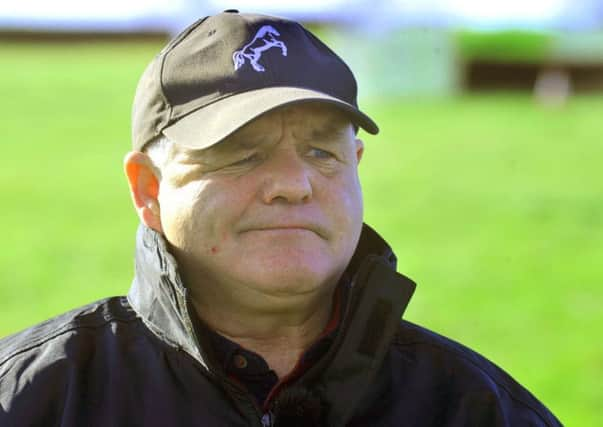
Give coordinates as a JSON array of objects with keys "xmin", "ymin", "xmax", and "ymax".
[{"xmin": 0, "ymin": 225, "xmax": 562, "ymax": 426}]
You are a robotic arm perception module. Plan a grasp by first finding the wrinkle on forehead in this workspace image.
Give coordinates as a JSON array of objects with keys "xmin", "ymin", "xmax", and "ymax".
[{"xmin": 271, "ymin": 103, "xmax": 354, "ymax": 145}]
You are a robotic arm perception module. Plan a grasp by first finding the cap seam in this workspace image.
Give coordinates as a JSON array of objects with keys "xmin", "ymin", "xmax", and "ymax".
[
  {"xmin": 305, "ymin": 29, "xmax": 359, "ymax": 106},
  {"xmin": 159, "ymin": 17, "xmax": 211, "ymax": 131},
  {"xmin": 162, "ymin": 16, "xmax": 209, "ymax": 55},
  {"xmin": 261, "ymin": 20, "xmax": 277, "ymax": 86},
  {"xmin": 158, "ymin": 51, "xmax": 172, "ymax": 133}
]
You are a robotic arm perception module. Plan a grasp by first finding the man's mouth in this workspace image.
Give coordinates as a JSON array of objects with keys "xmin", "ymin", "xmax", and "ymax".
[{"xmin": 240, "ymin": 223, "xmax": 327, "ymax": 239}]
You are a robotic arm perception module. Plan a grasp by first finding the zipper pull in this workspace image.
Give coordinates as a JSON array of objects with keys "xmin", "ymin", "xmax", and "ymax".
[{"xmin": 261, "ymin": 411, "xmax": 273, "ymax": 427}]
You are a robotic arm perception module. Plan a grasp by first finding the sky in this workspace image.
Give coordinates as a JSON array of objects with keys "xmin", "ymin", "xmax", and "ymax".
[{"xmin": 0, "ymin": 0, "xmax": 600, "ymax": 31}]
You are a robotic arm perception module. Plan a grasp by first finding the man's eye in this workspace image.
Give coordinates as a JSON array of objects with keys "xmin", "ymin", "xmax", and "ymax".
[{"xmin": 309, "ymin": 147, "xmax": 335, "ymax": 160}]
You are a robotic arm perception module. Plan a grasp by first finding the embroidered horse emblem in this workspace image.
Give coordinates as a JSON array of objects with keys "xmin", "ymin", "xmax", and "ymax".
[{"xmin": 233, "ymin": 25, "xmax": 288, "ymax": 72}]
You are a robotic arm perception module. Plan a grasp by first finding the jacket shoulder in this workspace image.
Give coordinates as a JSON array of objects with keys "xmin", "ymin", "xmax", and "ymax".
[
  {"xmin": 0, "ymin": 296, "xmax": 138, "ymax": 367},
  {"xmin": 391, "ymin": 320, "xmax": 562, "ymax": 426}
]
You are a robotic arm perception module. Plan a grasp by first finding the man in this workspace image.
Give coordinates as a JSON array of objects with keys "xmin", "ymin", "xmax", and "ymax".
[{"xmin": 0, "ymin": 10, "xmax": 561, "ymax": 427}]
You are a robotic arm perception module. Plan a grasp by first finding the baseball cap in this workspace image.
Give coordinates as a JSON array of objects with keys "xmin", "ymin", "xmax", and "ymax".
[{"xmin": 131, "ymin": 10, "xmax": 379, "ymax": 151}]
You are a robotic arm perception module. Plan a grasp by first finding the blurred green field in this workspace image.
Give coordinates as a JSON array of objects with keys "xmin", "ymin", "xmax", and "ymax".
[{"xmin": 1, "ymin": 41, "xmax": 601, "ymax": 425}]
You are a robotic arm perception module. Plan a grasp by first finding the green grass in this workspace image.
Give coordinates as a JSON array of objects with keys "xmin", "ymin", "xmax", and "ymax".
[
  {"xmin": 1, "ymin": 41, "xmax": 601, "ymax": 425},
  {"xmin": 456, "ymin": 29, "xmax": 553, "ymax": 62}
]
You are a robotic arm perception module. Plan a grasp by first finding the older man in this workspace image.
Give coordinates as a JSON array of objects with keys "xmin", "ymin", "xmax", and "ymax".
[{"xmin": 0, "ymin": 10, "xmax": 560, "ymax": 427}]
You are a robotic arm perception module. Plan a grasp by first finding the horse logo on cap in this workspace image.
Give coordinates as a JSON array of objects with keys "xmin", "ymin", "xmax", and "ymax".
[{"xmin": 233, "ymin": 25, "xmax": 287, "ymax": 72}]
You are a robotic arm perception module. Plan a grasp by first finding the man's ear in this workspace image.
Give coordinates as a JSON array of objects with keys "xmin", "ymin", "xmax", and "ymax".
[
  {"xmin": 355, "ymin": 138, "xmax": 364, "ymax": 163},
  {"xmin": 123, "ymin": 151, "xmax": 163, "ymax": 233}
]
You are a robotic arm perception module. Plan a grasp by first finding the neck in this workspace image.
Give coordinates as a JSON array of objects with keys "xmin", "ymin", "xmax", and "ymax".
[{"xmin": 192, "ymin": 288, "xmax": 337, "ymax": 378}]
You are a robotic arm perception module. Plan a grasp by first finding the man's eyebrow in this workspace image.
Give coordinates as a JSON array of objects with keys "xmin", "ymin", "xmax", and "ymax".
[
  {"xmin": 314, "ymin": 126, "xmax": 347, "ymax": 138},
  {"xmin": 295, "ymin": 122, "xmax": 350, "ymax": 142}
]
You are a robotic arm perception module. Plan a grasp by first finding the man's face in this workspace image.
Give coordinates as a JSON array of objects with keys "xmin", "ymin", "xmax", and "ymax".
[{"xmin": 157, "ymin": 103, "xmax": 364, "ymax": 308}]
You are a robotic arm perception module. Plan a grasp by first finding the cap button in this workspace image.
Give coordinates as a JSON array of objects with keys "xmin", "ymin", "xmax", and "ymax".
[
  {"xmin": 233, "ymin": 354, "xmax": 248, "ymax": 369},
  {"xmin": 223, "ymin": 9, "xmax": 239, "ymax": 13}
]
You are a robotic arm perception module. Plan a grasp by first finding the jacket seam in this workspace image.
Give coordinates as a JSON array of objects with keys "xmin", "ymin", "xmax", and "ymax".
[
  {"xmin": 393, "ymin": 339, "xmax": 557, "ymax": 426},
  {"xmin": 0, "ymin": 315, "xmax": 139, "ymax": 368}
]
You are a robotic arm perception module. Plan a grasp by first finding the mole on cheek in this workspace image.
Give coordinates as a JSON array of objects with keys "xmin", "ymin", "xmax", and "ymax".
[{"xmin": 210, "ymin": 246, "xmax": 219, "ymax": 254}]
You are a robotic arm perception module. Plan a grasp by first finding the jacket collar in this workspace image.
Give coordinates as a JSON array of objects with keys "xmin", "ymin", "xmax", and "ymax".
[
  {"xmin": 128, "ymin": 224, "xmax": 208, "ymax": 367},
  {"xmin": 128, "ymin": 223, "xmax": 416, "ymax": 423}
]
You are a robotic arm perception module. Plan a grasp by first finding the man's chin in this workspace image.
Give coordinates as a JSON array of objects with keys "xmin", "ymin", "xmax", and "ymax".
[{"xmin": 238, "ymin": 260, "xmax": 341, "ymax": 296}]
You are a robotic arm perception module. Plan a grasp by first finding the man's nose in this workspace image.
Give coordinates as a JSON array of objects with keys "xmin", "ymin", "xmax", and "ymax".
[{"xmin": 260, "ymin": 147, "xmax": 312, "ymax": 205}]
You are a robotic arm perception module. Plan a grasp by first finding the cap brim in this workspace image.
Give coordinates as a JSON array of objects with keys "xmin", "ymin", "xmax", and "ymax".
[{"xmin": 162, "ymin": 86, "xmax": 379, "ymax": 150}]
